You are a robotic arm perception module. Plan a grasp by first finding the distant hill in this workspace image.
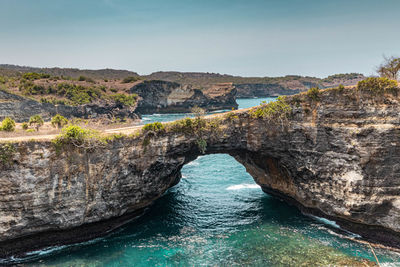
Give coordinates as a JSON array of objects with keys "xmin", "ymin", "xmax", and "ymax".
[
  {"xmin": 144, "ymin": 71, "xmax": 365, "ymax": 97},
  {"xmin": 0, "ymin": 64, "xmax": 139, "ymax": 80},
  {"xmin": 0, "ymin": 64, "xmax": 365, "ymax": 97}
]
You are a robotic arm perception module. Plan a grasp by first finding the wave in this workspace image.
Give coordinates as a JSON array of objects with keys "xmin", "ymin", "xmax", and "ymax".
[{"xmin": 226, "ymin": 183, "xmax": 260, "ymax": 190}]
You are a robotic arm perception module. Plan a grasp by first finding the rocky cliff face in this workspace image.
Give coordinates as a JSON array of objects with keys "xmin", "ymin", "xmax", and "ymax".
[
  {"xmin": 0, "ymin": 90, "xmax": 139, "ymax": 122},
  {"xmin": 131, "ymin": 80, "xmax": 238, "ymax": 113},
  {"xmin": 1, "ymin": 87, "xmax": 400, "ymax": 258}
]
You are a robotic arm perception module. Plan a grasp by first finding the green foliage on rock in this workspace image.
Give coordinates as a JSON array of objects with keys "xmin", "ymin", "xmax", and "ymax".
[
  {"xmin": 109, "ymin": 93, "xmax": 138, "ymax": 107},
  {"xmin": 56, "ymin": 83, "xmax": 102, "ymax": 105},
  {"xmin": 0, "ymin": 117, "xmax": 16, "ymax": 132},
  {"xmin": 196, "ymin": 138, "xmax": 207, "ymax": 154},
  {"xmin": 142, "ymin": 122, "xmax": 165, "ymax": 133},
  {"xmin": 52, "ymin": 125, "xmax": 106, "ymax": 152},
  {"xmin": 250, "ymin": 96, "xmax": 292, "ymax": 121},
  {"xmin": 306, "ymin": 87, "xmax": 320, "ymax": 101},
  {"xmin": 0, "ymin": 143, "xmax": 16, "ymax": 167},
  {"xmin": 29, "ymin": 115, "xmax": 44, "ymax": 131},
  {"xmin": 357, "ymin": 77, "xmax": 398, "ymax": 95},
  {"xmin": 51, "ymin": 114, "xmax": 69, "ymax": 128}
]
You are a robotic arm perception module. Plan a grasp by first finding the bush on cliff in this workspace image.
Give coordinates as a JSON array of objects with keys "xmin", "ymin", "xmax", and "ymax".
[
  {"xmin": 29, "ymin": 115, "xmax": 44, "ymax": 131},
  {"xmin": 250, "ymin": 96, "xmax": 292, "ymax": 121},
  {"xmin": 142, "ymin": 122, "xmax": 165, "ymax": 133},
  {"xmin": 22, "ymin": 72, "xmax": 50, "ymax": 80},
  {"xmin": 109, "ymin": 93, "xmax": 138, "ymax": 107},
  {"xmin": 53, "ymin": 125, "xmax": 106, "ymax": 152},
  {"xmin": 306, "ymin": 87, "xmax": 320, "ymax": 101},
  {"xmin": 51, "ymin": 114, "xmax": 69, "ymax": 129},
  {"xmin": 357, "ymin": 77, "xmax": 398, "ymax": 95},
  {"xmin": 0, "ymin": 143, "xmax": 16, "ymax": 167},
  {"xmin": 0, "ymin": 117, "xmax": 15, "ymax": 132}
]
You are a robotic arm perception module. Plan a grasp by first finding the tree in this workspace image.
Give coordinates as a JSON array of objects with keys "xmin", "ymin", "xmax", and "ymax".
[
  {"xmin": 0, "ymin": 117, "xmax": 15, "ymax": 132},
  {"xmin": 29, "ymin": 115, "xmax": 44, "ymax": 131},
  {"xmin": 51, "ymin": 114, "xmax": 68, "ymax": 129},
  {"xmin": 377, "ymin": 55, "xmax": 400, "ymax": 80}
]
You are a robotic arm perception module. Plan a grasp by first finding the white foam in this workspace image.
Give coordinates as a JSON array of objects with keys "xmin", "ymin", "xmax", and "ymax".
[{"xmin": 226, "ymin": 184, "xmax": 260, "ymax": 190}]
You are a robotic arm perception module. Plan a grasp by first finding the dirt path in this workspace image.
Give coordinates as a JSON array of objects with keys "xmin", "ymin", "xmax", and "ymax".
[{"xmin": 0, "ymin": 109, "xmax": 246, "ymax": 143}]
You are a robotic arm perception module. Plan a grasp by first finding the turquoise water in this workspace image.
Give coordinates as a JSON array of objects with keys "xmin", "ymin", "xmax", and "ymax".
[{"xmin": 11, "ymin": 98, "xmax": 400, "ymax": 266}]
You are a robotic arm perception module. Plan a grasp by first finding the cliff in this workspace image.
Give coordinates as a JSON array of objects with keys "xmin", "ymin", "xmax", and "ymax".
[
  {"xmin": 145, "ymin": 72, "xmax": 365, "ymax": 97},
  {"xmin": 1, "ymin": 84, "xmax": 400, "ymax": 258},
  {"xmin": 130, "ymin": 80, "xmax": 238, "ymax": 113},
  {"xmin": 0, "ymin": 90, "xmax": 140, "ymax": 122}
]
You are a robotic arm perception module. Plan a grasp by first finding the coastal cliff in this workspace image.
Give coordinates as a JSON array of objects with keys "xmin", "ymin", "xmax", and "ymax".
[
  {"xmin": 130, "ymin": 80, "xmax": 238, "ymax": 113},
  {"xmin": 0, "ymin": 90, "xmax": 140, "ymax": 122},
  {"xmin": 1, "ymin": 84, "xmax": 400, "ymax": 257}
]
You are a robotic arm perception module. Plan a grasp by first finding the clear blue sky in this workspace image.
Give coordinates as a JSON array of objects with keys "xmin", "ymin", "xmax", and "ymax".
[{"xmin": 1, "ymin": 0, "xmax": 399, "ymax": 77}]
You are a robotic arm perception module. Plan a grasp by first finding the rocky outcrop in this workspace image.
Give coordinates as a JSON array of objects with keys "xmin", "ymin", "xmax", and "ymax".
[
  {"xmin": 131, "ymin": 80, "xmax": 238, "ymax": 113},
  {"xmin": 1, "ymin": 87, "xmax": 400, "ymax": 258},
  {"xmin": 0, "ymin": 90, "xmax": 140, "ymax": 122}
]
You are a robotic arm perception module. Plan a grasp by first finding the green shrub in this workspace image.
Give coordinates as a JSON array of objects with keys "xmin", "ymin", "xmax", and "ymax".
[
  {"xmin": 22, "ymin": 72, "xmax": 50, "ymax": 80},
  {"xmin": 0, "ymin": 143, "xmax": 16, "ymax": 167},
  {"xmin": 56, "ymin": 83, "xmax": 102, "ymax": 105},
  {"xmin": 110, "ymin": 93, "xmax": 138, "ymax": 106},
  {"xmin": 78, "ymin": 76, "xmax": 95, "ymax": 83},
  {"xmin": 196, "ymin": 138, "xmax": 207, "ymax": 154},
  {"xmin": 52, "ymin": 125, "xmax": 106, "ymax": 152},
  {"xmin": 357, "ymin": 77, "xmax": 398, "ymax": 95},
  {"xmin": 0, "ymin": 117, "xmax": 15, "ymax": 132},
  {"xmin": 250, "ymin": 96, "xmax": 292, "ymax": 121},
  {"xmin": 51, "ymin": 114, "xmax": 68, "ymax": 128},
  {"xmin": 21, "ymin": 122, "xmax": 29, "ymax": 130},
  {"xmin": 224, "ymin": 111, "xmax": 239, "ymax": 121},
  {"xmin": 122, "ymin": 76, "xmax": 140, "ymax": 83},
  {"xmin": 338, "ymin": 84, "xmax": 345, "ymax": 91},
  {"xmin": 306, "ymin": 87, "xmax": 320, "ymax": 101},
  {"xmin": 110, "ymin": 88, "xmax": 118, "ymax": 93},
  {"xmin": 29, "ymin": 115, "xmax": 44, "ymax": 131},
  {"xmin": 142, "ymin": 122, "xmax": 165, "ymax": 133},
  {"xmin": 26, "ymin": 129, "xmax": 35, "ymax": 133}
]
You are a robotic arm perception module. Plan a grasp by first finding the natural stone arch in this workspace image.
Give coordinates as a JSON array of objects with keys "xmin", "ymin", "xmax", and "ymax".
[{"xmin": 1, "ymin": 88, "xmax": 400, "ymax": 258}]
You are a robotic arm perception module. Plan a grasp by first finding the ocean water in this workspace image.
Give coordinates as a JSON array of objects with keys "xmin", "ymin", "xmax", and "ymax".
[{"xmin": 10, "ymin": 98, "xmax": 400, "ymax": 266}]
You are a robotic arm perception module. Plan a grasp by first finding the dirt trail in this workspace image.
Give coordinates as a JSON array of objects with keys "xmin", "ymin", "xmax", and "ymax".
[{"xmin": 0, "ymin": 109, "xmax": 247, "ymax": 143}]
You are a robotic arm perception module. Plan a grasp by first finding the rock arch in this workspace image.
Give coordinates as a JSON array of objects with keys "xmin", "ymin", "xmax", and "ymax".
[{"xmin": 1, "ymin": 88, "xmax": 400, "ymax": 258}]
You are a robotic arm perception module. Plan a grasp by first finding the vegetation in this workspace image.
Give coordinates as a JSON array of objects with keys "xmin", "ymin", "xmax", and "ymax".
[
  {"xmin": 52, "ymin": 125, "xmax": 106, "ymax": 152},
  {"xmin": 78, "ymin": 75, "xmax": 95, "ymax": 83},
  {"xmin": 110, "ymin": 93, "xmax": 138, "ymax": 107},
  {"xmin": 306, "ymin": 87, "xmax": 320, "ymax": 101},
  {"xmin": 122, "ymin": 76, "xmax": 140, "ymax": 83},
  {"xmin": 51, "ymin": 114, "xmax": 69, "ymax": 128},
  {"xmin": 22, "ymin": 72, "xmax": 50, "ymax": 80},
  {"xmin": 0, "ymin": 117, "xmax": 15, "ymax": 131},
  {"xmin": 142, "ymin": 122, "xmax": 165, "ymax": 133},
  {"xmin": 224, "ymin": 111, "xmax": 239, "ymax": 121},
  {"xmin": 377, "ymin": 55, "xmax": 400, "ymax": 80},
  {"xmin": 21, "ymin": 122, "xmax": 29, "ymax": 130},
  {"xmin": 250, "ymin": 96, "xmax": 292, "ymax": 122},
  {"xmin": 0, "ymin": 143, "xmax": 16, "ymax": 167},
  {"xmin": 196, "ymin": 139, "xmax": 207, "ymax": 154},
  {"xmin": 357, "ymin": 77, "xmax": 398, "ymax": 95},
  {"xmin": 29, "ymin": 115, "xmax": 44, "ymax": 131}
]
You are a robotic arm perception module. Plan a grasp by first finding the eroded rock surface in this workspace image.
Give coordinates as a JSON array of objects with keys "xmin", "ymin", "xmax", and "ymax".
[
  {"xmin": 1, "ymin": 87, "xmax": 400, "ymax": 257},
  {"xmin": 131, "ymin": 80, "xmax": 238, "ymax": 113},
  {"xmin": 0, "ymin": 90, "xmax": 140, "ymax": 122}
]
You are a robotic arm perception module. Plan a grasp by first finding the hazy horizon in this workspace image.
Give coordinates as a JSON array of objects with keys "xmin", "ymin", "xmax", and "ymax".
[{"xmin": 1, "ymin": 0, "xmax": 399, "ymax": 78}]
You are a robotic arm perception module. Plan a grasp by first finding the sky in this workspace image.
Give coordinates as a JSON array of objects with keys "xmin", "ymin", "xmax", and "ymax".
[{"xmin": 0, "ymin": 0, "xmax": 399, "ymax": 77}]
